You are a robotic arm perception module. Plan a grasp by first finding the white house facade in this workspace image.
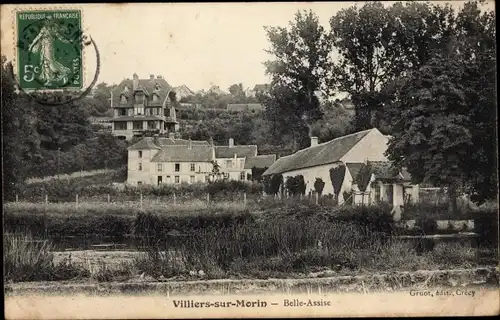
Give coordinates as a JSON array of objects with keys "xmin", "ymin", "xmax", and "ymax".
[{"xmin": 262, "ymin": 128, "xmax": 419, "ymax": 215}]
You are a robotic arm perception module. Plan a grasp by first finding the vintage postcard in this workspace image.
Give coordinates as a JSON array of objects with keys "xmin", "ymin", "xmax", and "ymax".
[{"xmin": 1, "ymin": 2, "xmax": 498, "ymax": 319}]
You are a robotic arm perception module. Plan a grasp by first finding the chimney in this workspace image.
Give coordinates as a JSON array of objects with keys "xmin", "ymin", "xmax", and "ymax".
[
  {"xmin": 157, "ymin": 75, "xmax": 162, "ymax": 79},
  {"xmin": 229, "ymin": 138, "xmax": 234, "ymax": 148},
  {"xmin": 132, "ymin": 73, "xmax": 139, "ymax": 90},
  {"xmin": 188, "ymin": 138, "xmax": 192, "ymax": 149},
  {"xmin": 150, "ymin": 74, "xmax": 154, "ymax": 80},
  {"xmin": 169, "ymin": 132, "xmax": 175, "ymax": 140},
  {"xmin": 310, "ymin": 136, "xmax": 318, "ymax": 147}
]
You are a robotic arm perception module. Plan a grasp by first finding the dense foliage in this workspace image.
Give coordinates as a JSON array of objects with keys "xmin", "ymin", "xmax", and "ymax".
[{"xmin": 329, "ymin": 165, "xmax": 346, "ymax": 201}]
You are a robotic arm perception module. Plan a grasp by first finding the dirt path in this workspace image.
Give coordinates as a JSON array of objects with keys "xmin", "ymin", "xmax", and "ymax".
[{"xmin": 6, "ymin": 267, "xmax": 499, "ymax": 296}]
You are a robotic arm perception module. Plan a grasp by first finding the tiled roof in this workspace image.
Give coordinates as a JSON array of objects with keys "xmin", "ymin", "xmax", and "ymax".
[
  {"xmin": 174, "ymin": 85, "xmax": 195, "ymax": 97},
  {"xmin": 128, "ymin": 137, "xmax": 210, "ymax": 150},
  {"xmin": 347, "ymin": 161, "xmax": 413, "ymax": 183},
  {"xmin": 112, "ymin": 76, "xmax": 173, "ymax": 107},
  {"xmin": 262, "ymin": 129, "xmax": 373, "ymax": 176},
  {"xmin": 227, "ymin": 104, "xmax": 265, "ymax": 112},
  {"xmin": 128, "ymin": 138, "xmax": 161, "ymax": 150},
  {"xmin": 151, "ymin": 145, "xmax": 213, "ymax": 162},
  {"xmin": 244, "ymin": 154, "xmax": 276, "ymax": 169},
  {"xmin": 215, "ymin": 145, "xmax": 257, "ymax": 158}
]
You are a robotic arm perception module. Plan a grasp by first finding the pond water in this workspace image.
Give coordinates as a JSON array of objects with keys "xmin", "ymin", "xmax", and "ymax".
[{"xmin": 38, "ymin": 234, "xmax": 189, "ymax": 252}]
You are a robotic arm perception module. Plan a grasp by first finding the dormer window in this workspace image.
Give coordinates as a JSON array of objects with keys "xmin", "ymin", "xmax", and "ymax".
[
  {"xmin": 123, "ymin": 86, "xmax": 129, "ymax": 93},
  {"xmin": 155, "ymin": 83, "xmax": 161, "ymax": 91},
  {"xmin": 120, "ymin": 94, "xmax": 127, "ymax": 104},
  {"xmin": 135, "ymin": 93, "xmax": 144, "ymax": 104},
  {"xmin": 152, "ymin": 93, "xmax": 159, "ymax": 102}
]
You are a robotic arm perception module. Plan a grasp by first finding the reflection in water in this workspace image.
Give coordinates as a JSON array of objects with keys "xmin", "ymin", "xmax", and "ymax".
[{"xmin": 47, "ymin": 234, "xmax": 187, "ymax": 252}]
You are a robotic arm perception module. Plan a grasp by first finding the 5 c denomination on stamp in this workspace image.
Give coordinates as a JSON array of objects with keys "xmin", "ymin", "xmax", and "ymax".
[{"xmin": 16, "ymin": 10, "xmax": 83, "ymax": 91}]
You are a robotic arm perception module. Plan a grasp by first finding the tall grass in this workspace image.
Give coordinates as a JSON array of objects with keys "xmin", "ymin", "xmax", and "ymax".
[{"xmin": 4, "ymin": 233, "xmax": 55, "ymax": 282}]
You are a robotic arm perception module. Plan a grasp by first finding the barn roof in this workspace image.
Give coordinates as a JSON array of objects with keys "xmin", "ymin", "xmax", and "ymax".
[{"xmin": 262, "ymin": 129, "xmax": 373, "ymax": 176}]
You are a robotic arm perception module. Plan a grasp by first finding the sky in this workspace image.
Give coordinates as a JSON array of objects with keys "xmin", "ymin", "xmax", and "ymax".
[{"xmin": 1, "ymin": 1, "xmax": 494, "ymax": 92}]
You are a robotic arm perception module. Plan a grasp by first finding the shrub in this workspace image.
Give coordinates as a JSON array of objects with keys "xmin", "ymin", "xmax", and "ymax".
[
  {"xmin": 329, "ymin": 165, "xmax": 346, "ymax": 201},
  {"xmin": 314, "ymin": 178, "xmax": 325, "ymax": 196},
  {"xmin": 474, "ymin": 209, "xmax": 499, "ymax": 248},
  {"xmin": 343, "ymin": 190, "xmax": 354, "ymax": 205},
  {"xmin": 415, "ymin": 218, "xmax": 438, "ymax": 235},
  {"xmin": 285, "ymin": 175, "xmax": 306, "ymax": 196},
  {"xmin": 264, "ymin": 174, "xmax": 282, "ymax": 195}
]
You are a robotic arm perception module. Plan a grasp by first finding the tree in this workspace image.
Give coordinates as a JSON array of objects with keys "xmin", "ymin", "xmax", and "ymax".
[
  {"xmin": 314, "ymin": 178, "xmax": 325, "ymax": 196},
  {"xmin": 263, "ymin": 10, "xmax": 332, "ymax": 151},
  {"xmin": 1, "ymin": 56, "xmax": 41, "ymax": 198},
  {"xmin": 384, "ymin": 1, "xmax": 496, "ymax": 209},
  {"xmin": 330, "ymin": 1, "xmax": 456, "ymax": 131},
  {"xmin": 329, "ymin": 165, "xmax": 346, "ymax": 203}
]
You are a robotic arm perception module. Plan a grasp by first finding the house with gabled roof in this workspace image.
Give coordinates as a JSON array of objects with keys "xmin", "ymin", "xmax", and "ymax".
[
  {"xmin": 173, "ymin": 85, "xmax": 195, "ymax": 100},
  {"xmin": 110, "ymin": 73, "xmax": 179, "ymax": 140},
  {"xmin": 127, "ymin": 135, "xmax": 276, "ymax": 185},
  {"xmin": 262, "ymin": 128, "xmax": 419, "ymax": 215}
]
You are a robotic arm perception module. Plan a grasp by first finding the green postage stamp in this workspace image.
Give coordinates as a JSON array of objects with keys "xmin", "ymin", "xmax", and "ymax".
[{"xmin": 16, "ymin": 10, "xmax": 83, "ymax": 90}]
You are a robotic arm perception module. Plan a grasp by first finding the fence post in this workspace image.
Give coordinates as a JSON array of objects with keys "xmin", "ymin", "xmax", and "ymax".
[
  {"xmin": 243, "ymin": 192, "xmax": 247, "ymax": 209},
  {"xmin": 107, "ymin": 194, "xmax": 110, "ymax": 203},
  {"xmin": 76, "ymin": 194, "xmax": 79, "ymax": 209},
  {"xmin": 315, "ymin": 192, "xmax": 319, "ymax": 205},
  {"xmin": 173, "ymin": 192, "xmax": 176, "ymax": 206},
  {"xmin": 140, "ymin": 191, "xmax": 143, "ymax": 210},
  {"xmin": 15, "ymin": 194, "xmax": 18, "ymax": 203}
]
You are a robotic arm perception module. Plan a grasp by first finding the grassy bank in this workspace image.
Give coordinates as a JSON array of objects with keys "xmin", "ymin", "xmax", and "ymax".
[{"xmin": 4, "ymin": 201, "xmax": 497, "ymax": 283}]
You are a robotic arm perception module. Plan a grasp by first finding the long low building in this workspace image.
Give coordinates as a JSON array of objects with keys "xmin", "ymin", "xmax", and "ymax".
[
  {"xmin": 127, "ymin": 134, "xmax": 276, "ymax": 185},
  {"xmin": 262, "ymin": 128, "xmax": 419, "ymax": 215}
]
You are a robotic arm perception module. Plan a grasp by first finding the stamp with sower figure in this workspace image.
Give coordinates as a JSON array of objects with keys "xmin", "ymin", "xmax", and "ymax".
[{"xmin": 16, "ymin": 10, "xmax": 84, "ymax": 91}]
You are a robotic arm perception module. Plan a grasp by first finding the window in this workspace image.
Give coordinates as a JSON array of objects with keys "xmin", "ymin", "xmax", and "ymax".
[
  {"xmin": 118, "ymin": 109, "xmax": 126, "ymax": 116},
  {"xmin": 166, "ymin": 175, "xmax": 171, "ymax": 184},
  {"xmin": 175, "ymin": 163, "xmax": 180, "ymax": 172},
  {"xmin": 240, "ymin": 171, "xmax": 245, "ymax": 180},
  {"xmin": 205, "ymin": 175, "xmax": 209, "ymax": 182},
  {"xmin": 190, "ymin": 176, "xmax": 195, "ymax": 184},
  {"xmin": 114, "ymin": 122, "xmax": 127, "ymax": 130},
  {"xmin": 138, "ymin": 163, "xmax": 142, "ymax": 171},
  {"xmin": 190, "ymin": 163, "xmax": 195, "ymax": 172},
  {"xmin": 157, "ymin": 163, "xmax": 162, "ymax": 172},
  {"xmin": 225, "ymin": 160, "xmax": 232, "ymax": 168},
  {"xmin": 120, "ymin": 95, "xmax": 127, "ymax": 104},
  {"xmin": 175, "ymin": 176, "xmax": 180, "ymax": 184},
  {"xmin": 138, "ymin": 151, "xmax": 142, "ymax": 158},
  {"xmin": 134, "ymin": 106, "xmax": 144, "ymax": 115},
  {"xmin": 155, "ymin": 108, "xmax": 160, "ymax": 115},
  {"xmin": 133, "ymin": 121, "xmax": 143, "ymax": 130},
  {"xmin": 147, "ymin": 121, "xmax": 156, "ymax": 130},
  {"xmin": 157, "ymin": 176, "xmax": 163, "ymax": 185},
  {"xmin": 374, "ymin": 184, "xmax": 381, "ymax": 202},
  {"xmin": 135, "ymin": 93, "xmax": 144, "ymax": 103}
]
